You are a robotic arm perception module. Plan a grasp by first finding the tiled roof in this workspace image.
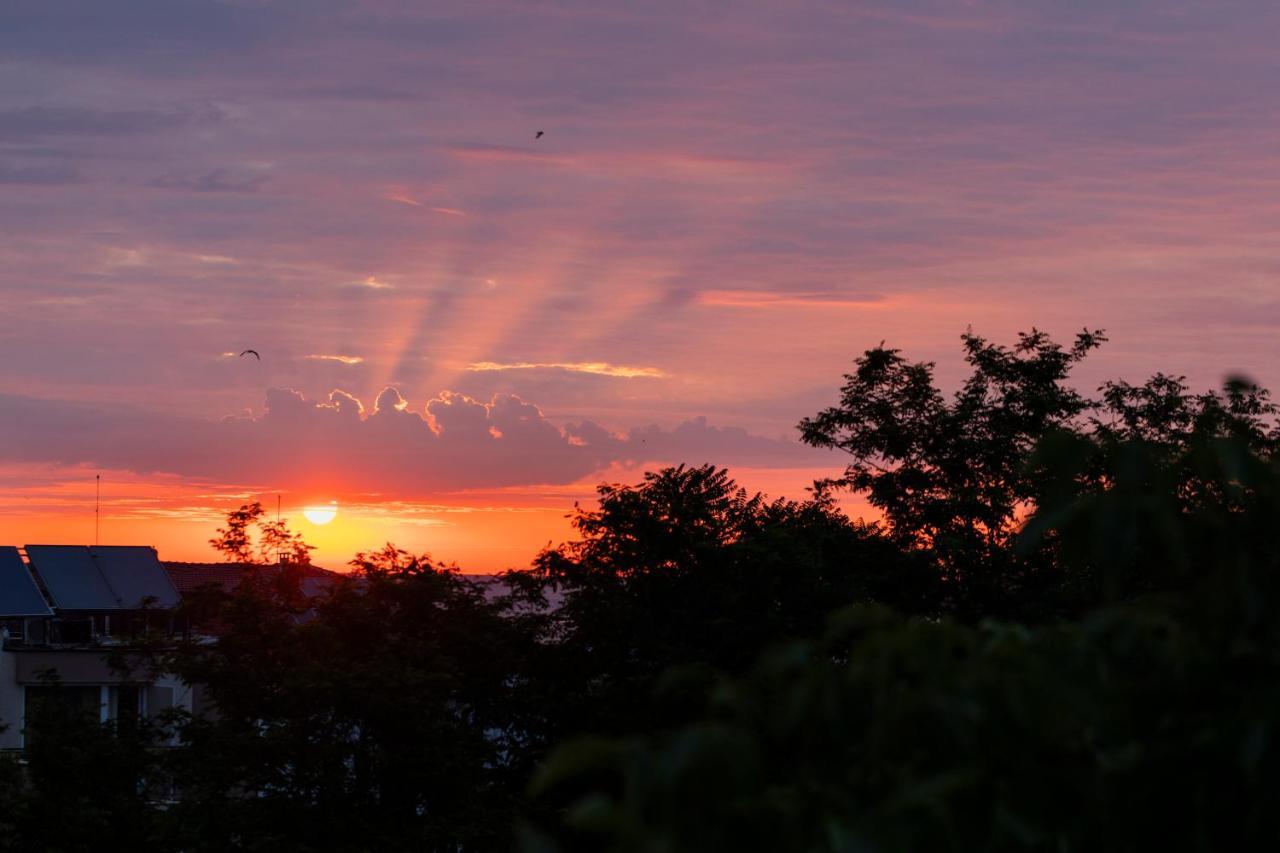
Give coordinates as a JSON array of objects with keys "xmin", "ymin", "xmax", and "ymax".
[
  {"xmin": 162, "ymin": 562, "xmax": 344, "ymax": 597},
  {"xmin": 162, "ymin": 562, "xmax": 253, "ymax": 595}
]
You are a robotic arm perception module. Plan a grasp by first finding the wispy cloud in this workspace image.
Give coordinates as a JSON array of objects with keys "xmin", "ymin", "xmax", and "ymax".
[
  {"xmin": 0, "ymin": 105, "xmax": 215, "ymax": 141},
  {"xmin": 467, "ymin": 361, "xmax": 667, "ymax": 378},
  {"xmin": 385, "ymin": 191, "xmax": 421, "ymax": 206},
  {"xmin": 305, "ymin": 354, "xmax": 364, "ymax": 365},
  {"xmin": 150, "ymin": 168, "xmax": 268, "ymax": 193},
  {"xmin": 0, "ymin": 160, "xmax": 82, "ymax": 185},
  {"xmin": 699, "ymin": 290, "xmax": 885, "ymax": 308}
]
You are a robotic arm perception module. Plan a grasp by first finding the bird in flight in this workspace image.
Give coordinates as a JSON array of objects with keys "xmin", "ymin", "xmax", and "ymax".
[
  {"xmin": 535, "ymin": 130, "xmax": 544, "ymax": 139},
  {"xmin": 239, "ymin": 349, "xmax": 260, "ymax": 361}
]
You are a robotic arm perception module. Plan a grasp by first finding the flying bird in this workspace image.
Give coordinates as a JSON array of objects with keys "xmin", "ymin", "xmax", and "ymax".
[
  {"xmin": 535, "ymin": 130, "xmax": 544, "ymax": 139},
  {"xmin": 239, "ymin": 349, "xmax": 260, "ymax": 361}
]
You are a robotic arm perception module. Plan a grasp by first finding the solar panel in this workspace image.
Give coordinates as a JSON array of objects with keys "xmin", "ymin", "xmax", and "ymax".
[
  {"xmin": 0, "ymin": 546, "xmax": 53, "ymax": 616},
  {"xmin": 89, "ymin": 546, "xmax": 181, "ymax": 609},
  {"xmin": 25, "ymin": 545, "xmax": 120, "ymax": 610}
]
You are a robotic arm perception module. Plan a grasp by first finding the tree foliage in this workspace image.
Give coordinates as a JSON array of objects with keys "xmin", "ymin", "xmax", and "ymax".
[
  {"xmin": 1, "ymin": 674, "xmax": 169, "ymax": 849},
  {"xmin": 209, "ymin": 501, "xmax": 314, "ymax": 566},
  {"xmin": 158, "ymin": 546, "xmax": 543, "ymax": 852},
  {"xmin": 524, "ymin": 432, "xmax": 1280, "ymax": 853},
  {"xmin": 530, "ymin": 464, "xmax": 927, "ymax": 740},
  {"xmin": 796, "ymin": 329, "xmax": 1105, "ymax": 617}
]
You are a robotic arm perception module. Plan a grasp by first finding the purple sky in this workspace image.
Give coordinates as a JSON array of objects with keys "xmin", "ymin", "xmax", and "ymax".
[{"xmin": 3, "ymin": 1, "xmax": 1279, "ymax": 567}]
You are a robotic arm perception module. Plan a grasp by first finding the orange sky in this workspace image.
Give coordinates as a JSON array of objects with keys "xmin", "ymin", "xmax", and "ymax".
[{"xmin": 0, "ymin": 462, "xmax": 861, "ymax": 572}]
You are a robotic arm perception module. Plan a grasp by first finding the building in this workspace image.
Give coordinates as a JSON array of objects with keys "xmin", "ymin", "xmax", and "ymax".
[{"xmin": 0, "ymin": 544, "xmax": 192, "ymax": 751}]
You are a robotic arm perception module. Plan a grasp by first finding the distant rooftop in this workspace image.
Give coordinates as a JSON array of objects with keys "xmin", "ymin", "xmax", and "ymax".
[{"xmin": 163, "ymin": 561, "xmax": 343, "ymax": 598}]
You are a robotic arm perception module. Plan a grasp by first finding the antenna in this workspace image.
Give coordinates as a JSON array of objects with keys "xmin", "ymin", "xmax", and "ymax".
[
  {"xmin": 95, "ymin": 474, "xmax": 100, "ymax": 545},
  {"xmin": 277, "ymin": 493, "xmax": 281, "ymax": 523}
]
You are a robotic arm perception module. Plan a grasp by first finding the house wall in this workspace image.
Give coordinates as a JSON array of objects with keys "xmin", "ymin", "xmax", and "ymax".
[
  {"xmin": 0, "ymin": 645, "xmax": 195, "ymax": 750},
  {"xmin": 15, "ymin": 650, "xmax": 129, "ymax": 683}
]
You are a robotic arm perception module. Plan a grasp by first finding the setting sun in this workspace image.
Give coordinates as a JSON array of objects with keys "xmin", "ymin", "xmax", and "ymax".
[{"xmin": 302, "ymin": 502, "xmax": 338, "ymax": 526}]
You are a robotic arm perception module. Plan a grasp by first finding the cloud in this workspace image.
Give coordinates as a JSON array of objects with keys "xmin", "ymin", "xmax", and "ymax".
[
  {"xmin": 149, "ymin": 168, "xmax": 268, "ymax": 193},
  {"xmin": 0, "ymin": 105, "xmax": 213, "ymax": 140},
  {"xmin": 385, "ymin": 192, "xmax": 422, "ymax": 206},
  {"xmin": 305, "ymin": 354, "xmax": 364, "ymax": 365},
  {"xmin": 0, "ymin": 389, "xmax": 828, "ymax": 496},
  {"xmin": 0, "ymin": 160, "xmax": 81, "ymax": 185},
  {"xmin": 0, "ymin": 0, "xmax": 286, "ymax": 71},
  {"xmin": 445, "ymin": 144, "xmax": 575, "ymax": 167},
  {"xmin": 467, "ymin": 361, "xmax": 667, "ymax": 379},
  {"xmin": 698, "ymin": 290, "xmax": 885, "ymax": 308}
]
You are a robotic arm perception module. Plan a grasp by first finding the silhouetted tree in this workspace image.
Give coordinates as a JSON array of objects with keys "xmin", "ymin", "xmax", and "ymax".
[
  {"xmin": 0, "ymin": 725, "xmax": 26, "ymax": 852},
  {"xmin": 798, "ymin": 329, "xmax": 1106, "ymax": 617},
  {"xmin": 529, "ymin": 464, "xmax": 927, "ymax": 741},
  {"xmin": 209, "ymin": 501, "xmax": 314, "ymax": 566},
  {"xmin": 12, "ymin": 673, "xmax": 164, "ymax": 849},
  {"xmin": 523, "ymin": 432, "xmax": 1280, "ymax": 853},
  {"xmin": 161, "ymin": 546, "xmax": 543, "ymax": 852}
]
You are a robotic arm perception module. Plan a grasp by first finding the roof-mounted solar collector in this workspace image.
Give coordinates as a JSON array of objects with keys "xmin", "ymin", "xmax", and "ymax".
[
  {"xmin": 89, "ymin": 545, "xmax": 181, "ymax": 609},
  {"xmin": 24, "ymin": 545, "xmax": 120, "ymax": 610},
  {"xmin": 0, "ymin": 546, "xmax": 53, "ymax": 617}
]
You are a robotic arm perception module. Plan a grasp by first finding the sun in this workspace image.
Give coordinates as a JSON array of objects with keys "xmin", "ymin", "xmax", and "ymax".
[{"xmin": 302, "ymin": 502, "xmax": 338, "ymax": 525}]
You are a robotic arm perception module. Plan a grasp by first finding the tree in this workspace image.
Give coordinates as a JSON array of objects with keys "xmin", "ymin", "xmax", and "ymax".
[
  {"xmin": 522, "ymin": 432, "xmax": 1280, "ymax": 853},
  {"xmin": 11, "ymin": 673, "xmax": 165, "ymax": 849},
  {"xmin": 161, "ymin": 545, "xmax": 544, "ymax": 851},
  {"xmin": 797, "ymin": 330, "xmax": 1105, "ymax": 617},
  {"xmin": 0, "ymin": 724, "xmax": 27, "ymax": 852},
  {"xmin": 529, "ymin": 465, "xmax": 926, "ymax": 741},
  {"xmin": 209, "ymin": 501, "xmax": 314, "ymax": 566}
]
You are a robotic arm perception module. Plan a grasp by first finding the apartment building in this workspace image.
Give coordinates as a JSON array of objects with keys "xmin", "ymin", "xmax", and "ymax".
[{"xmin": 0, "ymin": 544, "xmax": 193, "ymax": 750}]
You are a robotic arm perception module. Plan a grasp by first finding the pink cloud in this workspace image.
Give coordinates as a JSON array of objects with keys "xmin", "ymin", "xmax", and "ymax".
[{"xmin": 0, "ymin": 389, "xmax": 829, "ymax": 497}]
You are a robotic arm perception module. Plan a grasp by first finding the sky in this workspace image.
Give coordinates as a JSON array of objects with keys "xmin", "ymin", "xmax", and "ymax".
[{"xmin": 3, "ymin": 0, "xmax": 1280, "ymax": 570}]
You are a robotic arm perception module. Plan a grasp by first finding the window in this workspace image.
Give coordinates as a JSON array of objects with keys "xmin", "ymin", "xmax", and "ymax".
[
  {"xmin": 23, "ymin": 685, "xmax": 103, "ymax": 748},
  {"xmin": 25, "ymin": 685, "xmax": 101, "ymax": 716},
  {"xmin": 108, "ymin": 685, "xmax": 143, "ymax": 734},
  {"xmin": 51, "ymin": 616, "xmax": 92, "ymax": 644},
  {"xmin": 24, "ymin": 618, "xmax": 47, "ymax": 645}
]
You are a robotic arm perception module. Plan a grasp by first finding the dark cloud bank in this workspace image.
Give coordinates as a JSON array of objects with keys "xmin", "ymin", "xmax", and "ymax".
[{"xmin": 0, "ymin": 387, "xmax": 829, "ymax": 494}]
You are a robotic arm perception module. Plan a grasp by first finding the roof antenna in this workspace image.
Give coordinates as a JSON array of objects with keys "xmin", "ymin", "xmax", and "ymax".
[
  {"xmin": 277, "ymin": 494, "xmax": 283, "ymax": 566},
  {"xmin": 95, "ymin": 474, "xmax": 100, "ymax": 546}
]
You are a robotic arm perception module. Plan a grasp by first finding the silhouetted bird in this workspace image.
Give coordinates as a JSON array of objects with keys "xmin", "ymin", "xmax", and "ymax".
[
  {"xmin": 239, "ymin": 349, "xmax": 260, "ymax": 361},
  {"xmin": 535, "ymin": 130, "xmax": 544, "ymax": 139}
]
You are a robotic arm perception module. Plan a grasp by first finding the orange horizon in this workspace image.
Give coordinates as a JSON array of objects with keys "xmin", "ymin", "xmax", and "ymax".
[{"xmin": 0, "ymin": 463, "xmax": 866, "ymax": 574}]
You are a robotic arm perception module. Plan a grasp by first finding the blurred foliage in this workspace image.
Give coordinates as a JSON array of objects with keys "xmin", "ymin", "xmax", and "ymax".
[{"xmin": 523, "ymin": 430, "xmax": 1280, "ymax": 852}]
